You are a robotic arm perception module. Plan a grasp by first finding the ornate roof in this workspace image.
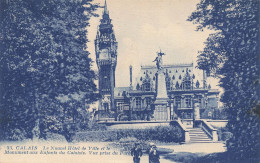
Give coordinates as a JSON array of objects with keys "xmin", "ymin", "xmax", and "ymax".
[{"xmin": 133, "ymin": 63, "xmax": 204, "ymax": 91}]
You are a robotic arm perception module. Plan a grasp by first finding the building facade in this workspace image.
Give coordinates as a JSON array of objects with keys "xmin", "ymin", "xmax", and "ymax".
[
  {"xmin": 95, "ymin": 1, "xmax": 219, "ymax": 122},
  {"xmin": 114, "ymin": 64, "xmax": 219, "ymax": 122}
]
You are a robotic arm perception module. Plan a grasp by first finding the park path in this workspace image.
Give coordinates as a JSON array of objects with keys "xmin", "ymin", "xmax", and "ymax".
[
  {"xmin": 158, "ymin": 142, "xmax": 226, "ymax": 154},
  {"xmin": 0, "ymin": 141, "xmax": 225, "ymax": 163}
]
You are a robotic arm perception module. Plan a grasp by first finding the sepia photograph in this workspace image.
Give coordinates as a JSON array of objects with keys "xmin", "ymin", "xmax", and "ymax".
[{"xmin": 0, "ymin": 0, "xmax": 259, "ymax": 162}]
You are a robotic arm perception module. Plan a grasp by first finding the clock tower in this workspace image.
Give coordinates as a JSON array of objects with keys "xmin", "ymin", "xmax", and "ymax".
[{"xmin": 95, "ymin": 0, "xmax": 118, "ymax": 113}]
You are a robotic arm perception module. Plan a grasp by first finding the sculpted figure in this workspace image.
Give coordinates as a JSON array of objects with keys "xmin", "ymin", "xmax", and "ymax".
[{"xmin": 153, "ymin": 51, "xmax": 165, "ymax": 70}]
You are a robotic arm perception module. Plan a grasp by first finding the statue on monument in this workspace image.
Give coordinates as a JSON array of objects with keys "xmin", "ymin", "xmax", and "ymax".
[
  {"xmin": 153, "ymin": 50, "xmax": 165, "ymax": 70},
  {"xmin": 152, "ymin": 50, "xmax": 169, "ymax": 121}
]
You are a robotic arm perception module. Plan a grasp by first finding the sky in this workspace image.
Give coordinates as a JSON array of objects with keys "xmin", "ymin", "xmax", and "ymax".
[{"xmin": 87, "ymin": 0, "xmax": 220, "ymax": 90}]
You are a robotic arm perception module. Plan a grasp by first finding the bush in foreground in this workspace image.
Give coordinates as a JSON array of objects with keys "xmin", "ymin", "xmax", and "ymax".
[{"xmin": 74, "ymin": 125, "xmax": 183, "ymax": 143}]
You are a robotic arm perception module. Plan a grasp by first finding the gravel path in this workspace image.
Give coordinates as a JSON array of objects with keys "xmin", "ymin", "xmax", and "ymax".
[{"xmin": 0, "ymin": 141, "xmax": 226, "ymax": 163}]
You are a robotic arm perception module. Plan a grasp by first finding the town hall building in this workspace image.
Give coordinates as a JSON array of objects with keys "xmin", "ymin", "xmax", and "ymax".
[{"xmin": 95, "ymin": 1, "xmax": 219, "ymax": 122}]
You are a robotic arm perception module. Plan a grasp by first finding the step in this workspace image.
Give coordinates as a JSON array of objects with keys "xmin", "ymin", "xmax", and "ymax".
[
  {"xmin": 190, "ymin": 133, "xmax": 208, "ymax": 135},
  {"xmin": 189, "ymin": 130, "xmax": 204, "ymax": 132},
  {"xmin": 190, "ymin": 139, "xmax": 212, "ymax": 141},
  {"xmin": 189, "ymin": 141, "xmax": 213, "ymax": 143},
  {"xmin": 190, "ymin": 137, "xmax": 211, "ymax": 139},
  {"xmin": 187, "ymin": 128, "xmax": 214, "ymax": 143},
  {"xmin": 190, "ymin": 140, "xmax": 212, "ymax": 142},
  {"xmin": 190, "ymin": 138, "xmax": 212, "ymax": 141},
  {"xmin": 190, "ymin": 134, "xmax": 208, "ymax": 136},
  {"xmin": 190, "ymin": 133, "xmax": 207, "ymax": 135},
  {"xmin": 189, "ymin": 131, "xmax": 205, "ymax": 133},
  {"xmin": 190, "ymin": 137, "xmax": 210, "ymax": 139},
  {"xmin": 190, "ymin": 134, "xmax": 209, "ymax": 137}
]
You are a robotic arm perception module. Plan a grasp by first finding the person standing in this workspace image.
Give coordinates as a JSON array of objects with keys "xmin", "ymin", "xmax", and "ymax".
[
  {"xmin": 131, "ymin": 143, "xmax": 143, "ymax": 163},
  {"xmin": 148, "ymin": 143, "xmax": 160, "ymax": 163}
]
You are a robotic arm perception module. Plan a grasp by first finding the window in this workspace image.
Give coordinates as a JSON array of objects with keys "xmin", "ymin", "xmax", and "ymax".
[
  {"xmin": 117, "ymin": 102, "xmax": 124, "ymax": 111},
  {"xmin": 104, "ymin": 103, "xmax": 109, "ymax": 112},
  {"xmin": 142, "ymin": 80, "xmax": 151, "ymax": 91},
  {"xmin": 166, "ymin": 78, "xmax": 171, "ymax": 90},
  {"xmin": 146, "ymin": 97, "xmax": 151, "ymax": 106},
  {"xmin": 175, "ymin": 97, "xmax": 181, "ymax": 108},
  {"xmin": 136, "ymin": 97, "xmax": 141, "ymax": 109},
  {"xmin": 196, "ymin": 80, "xmax": 200, "ymax": 88},
  {"xmin": 184, "ymin": 80, "xmax": 191, "ymax": 89},
  {"xmin": 185, "ymin": 96, "xmax": 192, "ymax": 108},
  {"xmin": 187, "ymin": 113, "xmax": 192, "ymax": 119},
  {"xmin": 183, "ymin": 73, "xmax": 191, "ymax": 90},
  {"xmin": 136, "ymin": 83, "xmax": 140, "ymax": 90},
  {"xmin": 198, "ymin": 96, "xmax": 202, "ymax": 104},
  {"xmin": 175, "ymin": 81, "xmax": 180, "ymax": 89}
]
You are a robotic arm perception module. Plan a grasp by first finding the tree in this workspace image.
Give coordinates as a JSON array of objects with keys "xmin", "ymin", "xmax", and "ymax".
[
  {"xmin": 0, "ymin": 0, "xmax": 99, "ymax": 141},
  {"xmin": 188, "ymin": 0, "xmax": 260, "ymax": 162}
]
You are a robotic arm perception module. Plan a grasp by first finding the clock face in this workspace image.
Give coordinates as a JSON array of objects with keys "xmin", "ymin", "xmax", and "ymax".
[{"xmin": 100, "ymin": 49, "xmax": 110, "ymax": 60}]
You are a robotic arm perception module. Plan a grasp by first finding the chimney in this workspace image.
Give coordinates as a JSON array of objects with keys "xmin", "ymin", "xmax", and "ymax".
[{"xmin": 130, "ymin": 65, "xmax": 133, "ymax": 89}]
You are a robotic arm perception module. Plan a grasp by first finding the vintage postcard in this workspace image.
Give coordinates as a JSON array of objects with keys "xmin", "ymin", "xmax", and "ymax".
[{"xmin": 0, "ymin": 0, "xmax": 259, "ymax": 162}]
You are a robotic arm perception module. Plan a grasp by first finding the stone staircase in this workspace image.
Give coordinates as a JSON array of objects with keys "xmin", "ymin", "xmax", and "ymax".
[{"xmin": 188, "ymin": 128, "xmax": 213, "ymax": 143}]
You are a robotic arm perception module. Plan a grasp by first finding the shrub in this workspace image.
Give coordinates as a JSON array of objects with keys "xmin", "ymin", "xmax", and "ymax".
[
  {"xmin": 73, "ymin": 125, "xmax": 183, "ymax": 143},
  {"xmin": 217, "ymin": 127, "xmax": 232, "ymax": 142},
  {"xmin": 86, "ymin": 120, "xmax": 107, "ymax": 131}
]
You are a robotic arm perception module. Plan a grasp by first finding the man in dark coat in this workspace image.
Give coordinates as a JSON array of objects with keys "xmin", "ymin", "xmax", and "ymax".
[
  {"xmin": 148, "ymin": 143, "xmax": 160, "ymax": 163},
  {"xmin": 131, "ymin": 143, "xmax": 143, "ymax": 163}
]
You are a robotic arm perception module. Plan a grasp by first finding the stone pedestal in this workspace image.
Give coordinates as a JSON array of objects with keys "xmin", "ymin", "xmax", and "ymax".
[
  {"xmin": 152, "ymin": 69, "xmax": 170, "ymax": 121},
  {"xmin": 193, "ymin": 102, "xmax": 200, "ymax": 120},
  {"xmin": 152, "ymin": 100, "xmax": 170, "ymax": 121}
]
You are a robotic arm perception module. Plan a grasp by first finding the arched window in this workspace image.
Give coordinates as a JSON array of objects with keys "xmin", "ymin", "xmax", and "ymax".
[
  {"xmin": 136, "ymin": 83, "xmax": 140, "ymax": 90},
  {"xmin": 196, "ymin": 80, "xmax": 200, "ymax": 88}
]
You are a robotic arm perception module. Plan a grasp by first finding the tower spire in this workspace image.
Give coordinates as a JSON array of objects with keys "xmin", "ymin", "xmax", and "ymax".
[{"xmin": 104, "ymin": 0, "xmax": 108, "ymax": 14}]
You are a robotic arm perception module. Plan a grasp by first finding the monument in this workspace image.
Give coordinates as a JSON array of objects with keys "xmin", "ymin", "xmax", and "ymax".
[{"xmin": 152, "ymin": 51, "xmax": 170, "ymax": 121}]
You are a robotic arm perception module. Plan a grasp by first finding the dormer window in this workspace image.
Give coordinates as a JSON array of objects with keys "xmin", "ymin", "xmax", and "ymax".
[
  {"xmin": 184, "ymin": 80, "xmax": 191, "ymax": 89},
  {"xmin": 182, "ymin": 72, "xmax": 192, "ymax": 90},
  {"xmin": 142, "ymin": 80, "xmax": 151, "ymax": 91}
]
